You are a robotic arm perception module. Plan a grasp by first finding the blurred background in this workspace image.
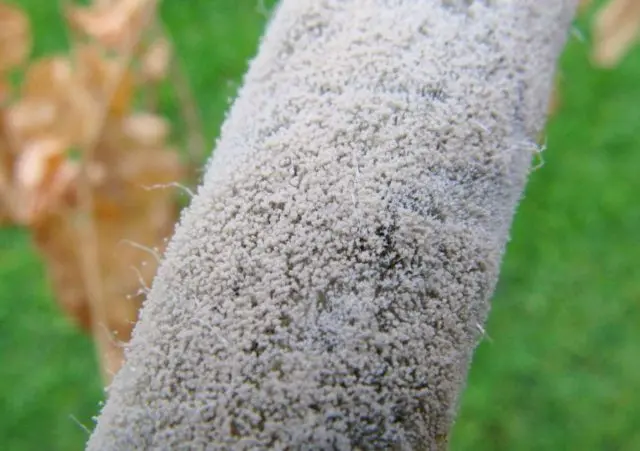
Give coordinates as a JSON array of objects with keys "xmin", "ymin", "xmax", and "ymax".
[{"xmin": 0, "ymin": 0, "xmax": 638, "ymax": 449}]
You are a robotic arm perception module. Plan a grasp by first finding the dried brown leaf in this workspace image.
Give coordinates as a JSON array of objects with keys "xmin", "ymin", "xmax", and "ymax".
[
  {"xmin": 12, "ymin": 137, "xmax": 74, "ymax": 223},
  {"xmin": 30, "ymin": 141, "xmax": 182, "ymax": 354},
  {"xmin": 140, "ymin": 36, "xmax": 171, "ymax": 83},
  {"xmin": 22, "ymin": 56, "xmax": 71, "ymax": 97},
  {"xmin": 0, "ymin": 77, "xmax": 9, "ymax": 104},
  {"xmin": 4, "ymin": 99, "xmax": 60, "ymax": 147},
  {"xmin": 0, "ymin": 3, "xmax": 31, "ymax": 73},
  {"xmin": 66, "ymin": 0, "xmax": 154, "ymax": 52},
  {"xmin": 27, "ymin": 113, "xmax": 184, "ymax": 378},
  {"xmin": 33, "ymin": 214, "xmax": 93, "ymax": 331},
  {"xmin": 592, "ymin": 0, "xmax": 640, "ymax": 67},
  {"xmin": 75, "ymin": 44, "xmax": 135, "ymax": 118},
  {"xmin": 119, "ymin": 112, "xmax": 169, "ymax": 148},
  {"xmin": 0, "ymin": 0, "xmax": 186, "ymax": 384},
  {"xmin": 5, "ymin": 57, "xmax": 98, "ymax": 149}
]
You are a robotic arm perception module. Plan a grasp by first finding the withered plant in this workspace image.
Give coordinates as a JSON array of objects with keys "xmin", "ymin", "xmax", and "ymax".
[{"xmin": 0, "ymin": 0, "xmax": 204, "ymax": 384}]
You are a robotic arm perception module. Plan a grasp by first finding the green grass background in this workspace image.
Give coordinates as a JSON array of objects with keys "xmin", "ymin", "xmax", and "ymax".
[{"xmin": 1, "ymin": 1, "xmax": 638, "ymax": 449}]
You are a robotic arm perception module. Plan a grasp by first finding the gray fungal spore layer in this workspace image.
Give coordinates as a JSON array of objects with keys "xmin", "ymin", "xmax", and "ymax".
[{"xmin": 87, "ymin": 1, "xmax": 577, "ymax": 449}]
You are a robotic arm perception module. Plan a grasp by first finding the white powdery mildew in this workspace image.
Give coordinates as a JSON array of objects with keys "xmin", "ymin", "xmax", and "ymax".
[{"xmin": 87, "ymin": 1, "xmax": 577, "ymax": 450}]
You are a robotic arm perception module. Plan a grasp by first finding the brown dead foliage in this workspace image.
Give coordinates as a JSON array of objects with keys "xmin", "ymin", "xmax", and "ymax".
[
  {"xmin": 550, "ymin": 0, "xmax": 640, "ymax": 115},
  {"xmin": 591, "ymin": 0, "xmax": 640, "ymax": 67},
  {"xmin": 0, "ymin": 0, "xmax": 202, "ymax": 384}
]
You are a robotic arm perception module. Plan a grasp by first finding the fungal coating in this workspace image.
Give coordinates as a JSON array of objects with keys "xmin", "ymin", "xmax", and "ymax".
[{"xmin": 87, "ymin": 1, "xmax": 577, "ymax": 449}]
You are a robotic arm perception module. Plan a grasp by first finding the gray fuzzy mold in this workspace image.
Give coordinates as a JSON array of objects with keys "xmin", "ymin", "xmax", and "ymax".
[{"xmin": 86, "ymin": 0, "xmax": 577, "ymax": 449}]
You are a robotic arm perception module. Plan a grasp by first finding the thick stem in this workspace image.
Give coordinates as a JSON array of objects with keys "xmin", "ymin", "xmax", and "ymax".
[{"xmin": 87, "ymin": 1, "xmax": 578, "ymax": 449}]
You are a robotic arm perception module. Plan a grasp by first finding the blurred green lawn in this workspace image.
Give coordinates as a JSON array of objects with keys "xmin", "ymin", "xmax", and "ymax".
[{"xmin": 1, "ymin": 1, "xmax": 638, "ymax": 450}]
